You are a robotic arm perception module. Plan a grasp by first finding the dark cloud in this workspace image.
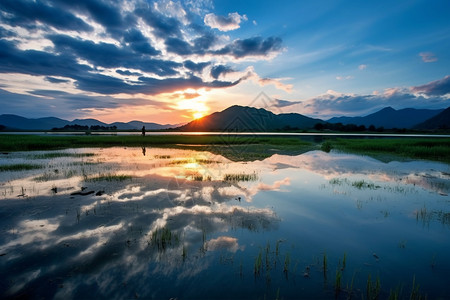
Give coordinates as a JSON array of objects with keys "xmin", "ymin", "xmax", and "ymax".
[
  {"xmin": 0, "ymin": 0, "xmax": 93, "ymax": 32},
  {"xmin": 193, "ymin": 32, "xmax": 218, "ymax": 51},
  {"xmin": 48, "ymin": 34, "xmax": 179, "ymax": 76},
  {"xmin": 123, "ymin": 29, "xmax": 160, "ymax": 55},
  {"xmin": 411, "ymin": 75, "xmax": 450, "ymax": 96},
  {"xmin": 0, "ymin": 0, "xmax": 285, "ymax": 109},
  {"xmin": 165, "ymin": 37, "xmax": 193, "ymax": 55},
  {"xmin": 135, "ymin": 4, "xmax": 183, "ymax": 38},
  {"xmin": 210, "ymin": 65, "xmax": 234, "ymax": 79},
  {"xmin": 116, "ymin": 70, "xmax": 142, "ymax": 76},
  {"xmin": 50, "ymin": 0, "xmax": 126, "ymax": 37},
  {"xmin": 214, "ymin": 36, "xmax": 283, "ymax": 59},
  {"xmin": 49, "ymin": 34, "xmax": 134, "ymax": 69},
  {"xmin": 183, "ymin": 60, "xmax": 210, "ymax": 73},
  {"xmin": 271, "ymin": 99, "xmax": 302, "ymax": 108},
  {"xmin": 0, "ymin": 39, "xmax": 92, "ymax": 78},
  {"xmin": 45, "ymin": 76, "xmax": 70, "ymax": 84}
]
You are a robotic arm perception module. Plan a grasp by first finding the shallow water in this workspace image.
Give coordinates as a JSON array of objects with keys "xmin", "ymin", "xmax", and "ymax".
[{"xmin": 0, "ymin": 147, "xmax": 449, "ymax": 299}]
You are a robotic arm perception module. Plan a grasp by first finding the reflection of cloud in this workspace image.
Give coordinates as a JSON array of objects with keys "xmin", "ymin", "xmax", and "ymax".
[
  {"xmin": 205, "ymin": 236, "xmax": 243, "ymax": 252},
  {"xmin": 257, "ymin": 177, "xmax": 290, "ymax": 191}
]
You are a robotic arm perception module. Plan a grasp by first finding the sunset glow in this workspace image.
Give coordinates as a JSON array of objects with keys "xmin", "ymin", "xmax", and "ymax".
[{"xmin": 0, "ymin": 0, "xmax": 448, "ymax": 124}]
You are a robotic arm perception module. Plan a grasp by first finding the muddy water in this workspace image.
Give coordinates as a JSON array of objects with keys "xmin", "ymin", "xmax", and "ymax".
[{"xmin": 0, "ymin": 147, "xmax": 449, "ymax": 299}]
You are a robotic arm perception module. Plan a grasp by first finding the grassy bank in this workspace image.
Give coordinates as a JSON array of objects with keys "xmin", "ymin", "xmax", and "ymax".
[
  {"xmin": 324, "ymin": 138, "xmax": 450, "ymax": 163},
  {"xmin": 0, "ymin": 134, "xmax": 312, "ymax": 151},
  {"xmin": 1, "ymin": 134, "xmax": 449, "ymax": 163}
]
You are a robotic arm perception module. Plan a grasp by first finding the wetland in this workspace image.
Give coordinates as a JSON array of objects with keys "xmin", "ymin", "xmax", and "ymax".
[{"xmin": 0, "ymin": 135, "xmax": 449, "ymax": 299}]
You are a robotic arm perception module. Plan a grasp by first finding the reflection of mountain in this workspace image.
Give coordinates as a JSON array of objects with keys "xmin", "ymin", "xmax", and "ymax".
[
  {"xmin": 177, "ymin": 105, "xmax": 325, "ymax": 131},
  {"xmin": 327, "ymin": 107, "xmax": 444, "ymax": 129},
  {"xmin": 0, "ymin": 114, "xmax": 181, "ymax": 130}
]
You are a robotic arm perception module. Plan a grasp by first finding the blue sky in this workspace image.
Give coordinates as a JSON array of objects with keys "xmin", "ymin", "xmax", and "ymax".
[{"xmin": 0, "ymin": 0, "xmax": 449, "ymax": 123}]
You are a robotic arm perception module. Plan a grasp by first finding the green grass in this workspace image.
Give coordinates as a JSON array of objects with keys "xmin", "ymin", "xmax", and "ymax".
[
  {"xmin": 86, "ymin": 174, "xmax": 132, "ymax": 182},
  {"xmin": 223, "ymin": 172, "xmax": 258, "ymax": 182},
  {"xmin": 27, "ymin": 152, "xmax": 96, "ymax": 159},
  {"xmin": 327, "ymin": 138, "xmax": 450, "ymax": 163},
  {"xmin": 0, "ymin": 163, "xmax": 43, "ymax": 172},
  {"xmin": 0, "ymin": 134, "xmax": 312, "ymax": 151},
  {"xmin": 1, "ymin": 134, "xmax": 449, "ymax": 163}
]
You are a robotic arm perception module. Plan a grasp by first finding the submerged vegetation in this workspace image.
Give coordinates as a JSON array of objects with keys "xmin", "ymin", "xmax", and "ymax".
[
  {"xmin": 86, "ymin": 174, "xmax": 132, "ymax": 182},
  {"xmin": 0, "ymin": 163, "xmax": 43, "ymax": 172},
  {"xmin": 326, "ymin": 137, "xmax": 450, "ymax": 163}
]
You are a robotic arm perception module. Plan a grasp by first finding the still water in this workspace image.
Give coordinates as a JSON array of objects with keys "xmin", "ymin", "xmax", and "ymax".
[{"xmin": 0, "ymin": 147, "xmax": 449, "ymax": 299}]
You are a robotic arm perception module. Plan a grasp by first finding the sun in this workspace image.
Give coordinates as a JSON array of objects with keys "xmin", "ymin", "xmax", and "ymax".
[{"xmin": 193, "ymin": 112, "xmax": 205, "ymax": 119}]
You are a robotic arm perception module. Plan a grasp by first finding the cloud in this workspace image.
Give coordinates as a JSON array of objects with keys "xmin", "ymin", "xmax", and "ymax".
[
  {"xmin": 358, "ymin": 64, "xmax": 367, "ymax": 70},
  {"xmin": 0, "ymin": 0, "xmax": 93, "ymax": 32},
  {"xmin": 295, "ymin": 75, "xmax": 450, "ymax": 118},
  {"xmin": 419, "ymin": 52, "xmax": 437, "ymax": 63},
  {"xmin": 123, "ymin": 29, "xmax": 160, "ymax": 55},
  {"xmin": 0, "ymin": 0, "xmax": 286, "ymax": 119},
  {"xmin": 242, "ymin": 67, "xmax": 292, "ymax": 92},
  {"xmin": 336, "ymin": 76, "xmax": 354, "ymax": 80},
  {"xmin": 214, "ymin": 36, "xmax": 283, "ymax": 59},
  {"xmin": 411, "ymin": 75, "xmax": 450, "ymax": 96},
  {"xmin": 210, "ymin": 65, "xmax": 234, "ymax": 79},
  {"xmin": 44, "ymin": 76, "xmax": 71, "ymax": 84},
  {"xmin": 204, "ymin": 12, "xmax": 247, "ymax": 31}
]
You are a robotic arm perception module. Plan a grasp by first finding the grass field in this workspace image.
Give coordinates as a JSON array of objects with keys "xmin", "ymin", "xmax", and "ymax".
[
  {"xmin": 0, "ymin": 134, "xmax": 449, "ymax": 163},
  {"xmin": 325, "ymin": 138, "xmax": 450, "ymax": 163}
]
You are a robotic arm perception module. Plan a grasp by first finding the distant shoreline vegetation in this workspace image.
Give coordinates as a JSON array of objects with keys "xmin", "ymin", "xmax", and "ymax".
[{"xmin": 51, "ymin": 124, "xmax": 118, "ymax": 131}]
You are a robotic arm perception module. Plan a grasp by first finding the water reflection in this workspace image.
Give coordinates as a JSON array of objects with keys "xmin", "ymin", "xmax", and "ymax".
[{"xmin": 0, "ymin": 147, "xmax": 449, "ymax": 299}]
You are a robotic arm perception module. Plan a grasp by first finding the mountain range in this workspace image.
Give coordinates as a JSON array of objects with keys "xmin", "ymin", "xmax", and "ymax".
[
  {"xmin": 0, "ymin": 114, "xmax": 182, "ymax": 131},
  {"xmin": 1, "ymin": 105, "xmax": 449, "ymax": 131},
  {"xmin": 327, "ymin": 107, "xmax": 444, "ymax": 129},
  {"xmin": 177, "ymin": 105, "xmax": 325, "ymax": 131}
]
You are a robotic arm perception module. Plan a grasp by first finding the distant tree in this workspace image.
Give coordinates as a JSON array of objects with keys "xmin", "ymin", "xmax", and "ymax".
[
  {"xmin": 314, "ymin": 123, "xmax": 324, "ymax": 130},
  {"xmin": 0, "ymin": 124, "xmax": 5, "ymax": 131},
  {"xmin": 368, "ymin": 125, "xmax": 376, "ymax": 132}
]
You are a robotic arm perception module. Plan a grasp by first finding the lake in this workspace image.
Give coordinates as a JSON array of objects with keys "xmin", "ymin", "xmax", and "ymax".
[{"xmin": 0, "ymin": 146, "xmax": 449, "ymax": 299}]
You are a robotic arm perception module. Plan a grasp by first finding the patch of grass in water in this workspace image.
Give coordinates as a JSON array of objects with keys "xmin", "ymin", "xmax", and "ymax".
[
  {"xmin": 224, "ymin": 172, "xmax": 258, "ymax": 182},
  {"xmin": 0, "ymin": 163, "xmax": 43, "ymax": 172},
  {"xmin": 27, "ymin": 152, "xmax": 96, "ymax": 159},
  {"xmin": 86, "ymin": 174, "xmax": 132, "ymax": 182},
  {"xmin": 329, "ymin": 137, "xmax": 450, "ymax": 163}
]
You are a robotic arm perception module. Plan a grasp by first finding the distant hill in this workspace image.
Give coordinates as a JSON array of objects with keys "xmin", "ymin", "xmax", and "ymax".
[
  {"xmin": 414, "ymin": 107, "xmax": 450, "ymax": 130},
  {"xmin": 0, "ymin": 114, "xmax": 180, "ymax": 130},
  {"xmin": 177, "ymin": 105, "xmax": 325, "ymax": 131},
  {"xmin": 327, "ymin": 107, "xmax": 444, "ymax": 129}
]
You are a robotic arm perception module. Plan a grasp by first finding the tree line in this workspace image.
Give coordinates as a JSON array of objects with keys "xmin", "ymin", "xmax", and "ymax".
[{"xmin": 51, "ymin": 124, "xmax": 117, "ymax": 131}]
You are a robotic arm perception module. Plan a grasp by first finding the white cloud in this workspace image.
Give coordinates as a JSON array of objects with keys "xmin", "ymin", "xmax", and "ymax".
[
  {"xmin": 336, "ymin": 75, "xmax": 354, "ymax": 80},
  {"xmin": 419, "ymin": 52, "xmax": 437, "ymax": 63},
  {"xmin": 358, "ymin": 64, "xmax": 367, "ymax": 70},
  {"xmin": 204, "ymin": 12, "xmax": 247, "ymax": 31}
]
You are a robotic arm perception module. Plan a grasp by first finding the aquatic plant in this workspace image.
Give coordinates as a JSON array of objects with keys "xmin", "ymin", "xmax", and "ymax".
[
  {"xmin": 254, "ymin": 249, "xmax": 263, "ymax": 276},
  {"xmin": 223, "ymin": 171, "xmax": 258, "ymax": 182},
  {"xmin": 366, "ymin": 274, "xmax": 381, "ymax": 300},
  {"xmin": 86, "ymin": 173, "xmax": 132, "ymax": 182},
  {"xmin": 28, "ymin": 152, "xmax": 95, "ymax": 159},
  {"xmin": 0, "ymin": 163, "xmax": 42, "ymax": 172},
  {"xmin": 335, "ymin": 269, "xmax": 342, "ymax": 296}
]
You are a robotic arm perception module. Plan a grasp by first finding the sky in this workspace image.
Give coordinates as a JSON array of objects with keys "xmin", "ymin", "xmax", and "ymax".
[{"xmin": 0, "ymin": 0, "xmax": 449, "ymax": 124}]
